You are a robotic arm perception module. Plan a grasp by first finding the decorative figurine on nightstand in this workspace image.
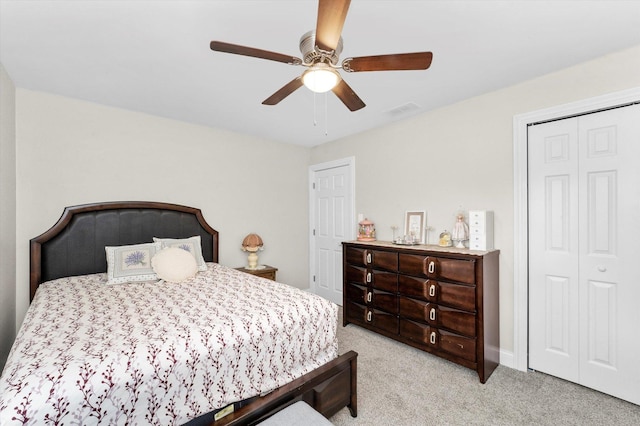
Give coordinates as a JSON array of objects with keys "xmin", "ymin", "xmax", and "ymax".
[
  {"xmin": 451, "ymin": 213, "xmax": 469, "ymax": 248},
  {"xmin": 241, "ymin": 233, "xmax": 264, "ymax": 270},
  {"xmin": 357, "ymin": 218, "xmax": 376, "ymax": 241}
]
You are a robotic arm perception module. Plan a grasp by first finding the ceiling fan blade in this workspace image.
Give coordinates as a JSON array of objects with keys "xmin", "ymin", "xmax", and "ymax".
[
  {"xmin": 262, "ymin": 77, "xmax": 304, "ymax": 105},
  {"xmin": 342, "ymin": 52, "xmax": 433, "ymax": 72},
  {"xmin": 210, "ymin": 41, "xmax": 302, "ymax": 65},
  {"xmin": 315, "ymin": 0, "xmax": 351, "ymax": 52},
  {"xmin": 332, "ymin": 79, "xmax": 365, "ymax": 112}
]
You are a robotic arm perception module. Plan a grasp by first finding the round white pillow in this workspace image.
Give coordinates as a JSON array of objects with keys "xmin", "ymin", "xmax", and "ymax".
[{"xmin": 151, "ymin": 247, "xmax": 198, "ymax": 283}]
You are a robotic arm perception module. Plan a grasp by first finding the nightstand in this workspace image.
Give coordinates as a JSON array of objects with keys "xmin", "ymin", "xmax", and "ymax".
[{"xmin": 235, "ymin": 265, "xmax": 278, "ymax": 281}]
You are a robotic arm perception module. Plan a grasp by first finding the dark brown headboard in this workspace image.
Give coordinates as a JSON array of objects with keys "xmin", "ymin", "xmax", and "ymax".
[{"xmin": 29, "ymin": 201, "xmax": 219, "ymax": 301}]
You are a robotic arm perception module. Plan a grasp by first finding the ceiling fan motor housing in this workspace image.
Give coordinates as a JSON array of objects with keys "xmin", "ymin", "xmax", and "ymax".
[{"xmin": 299, "ymin": 30, "xmax": 343, "ymax": 65}]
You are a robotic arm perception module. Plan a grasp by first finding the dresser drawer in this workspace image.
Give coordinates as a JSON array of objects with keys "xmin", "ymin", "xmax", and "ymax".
[
  {"xmin": 468, "ymin": 210, "xmax": 488, "ymax": 233},
  {"xmin": 468, "ymin": 235, "xmax": 487, "ymax": 250},
  {"xmin": 398, "ymin": 297, "xmax": 476, "ymax": 337},
  {"xmin": 346, "ymin": 301, "xmax": 398, "ymax": 334},
  {"xmin": 399, "ymin": 319, "xmax": 476, "ymax": 362},
  {"xmin": 399, "ymin": 254, "xmax": 476, "ymax": 284},
  {"xmin": 345, "ymin": 247, "xmax": 398, "ymax": 272},
  {"xmin": 399, "ymin": 318, "xmax": 436, "ymax": 346},
  {"xmin": 346, "ymin": 283, "xmax": 397, "ymax": 313},
  {"xmin": 345, "ymin": 264, "xmax": 398, "ymax": 292},
  {"xmin": 469, "ymin": 227, "xmax": 485, "ymax": 236},
  {"xmin": 398, "ymin": 275, "xmax": 476, "ymax": 312},
  {"xmin": 439, "ymin": 329, "xmax": 477, "ymax": 362}
]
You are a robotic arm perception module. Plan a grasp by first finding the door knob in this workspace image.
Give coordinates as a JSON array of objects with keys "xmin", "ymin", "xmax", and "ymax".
[{"xmin": 597, "ymin": 265, "xmax": 607, "ymax": 272}]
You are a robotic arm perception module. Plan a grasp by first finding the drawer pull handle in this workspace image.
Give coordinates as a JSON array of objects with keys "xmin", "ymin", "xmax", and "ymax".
[
  {"xmin": 428, "ymin": 261, "xmax": 435, "ymax": 274},
  {"xmin": 430, "ymin": 331, "xmax": 436, "ymax": 345},
  {"xmin": 366, "ymin": 272, "xmax": 372, "ymax": 283},
  {"xmin": 366, "ymin": 311, "xmax": 372, "ymax": 322},
  {"xmin": 429, "ymin": 307, "xmax": 436, "ymax": 321},
  {"xmin": 429, "ymin": 284, "xmax": 436, "ymax": 297},
  {"xmin": 366, "ymin": 253, "xmax": 372, "ymax": 264},
  {"xmin": 367, "ymin": 292, "xmax": 372, "ymax": 303}
]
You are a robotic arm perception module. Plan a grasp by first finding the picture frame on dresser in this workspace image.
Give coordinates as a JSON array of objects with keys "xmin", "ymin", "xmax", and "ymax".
[{"xmin": 404, "ymin": 210, "xmax": 426, "ymax": 243}]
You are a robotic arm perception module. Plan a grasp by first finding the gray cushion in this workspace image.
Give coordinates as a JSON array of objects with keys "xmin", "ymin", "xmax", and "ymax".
[{"xmin": 258, "ymin": 401, "xmax": 333, "ymax": 426}]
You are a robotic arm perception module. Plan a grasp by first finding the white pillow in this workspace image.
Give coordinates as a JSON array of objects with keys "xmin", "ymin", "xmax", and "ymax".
[
  {"xmin": 153, "ymin": 236, "xmax": 207, "ymax": 271},
  {"xmin": 105, "ymin": 242, "xmax": 162, "ymax": 284},
  {"xmin": 151, "ymin": 247, "xmax": 198, "ymax": 283}
]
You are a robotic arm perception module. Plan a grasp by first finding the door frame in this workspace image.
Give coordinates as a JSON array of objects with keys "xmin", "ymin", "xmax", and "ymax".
[
  {"xmin": 308, "ymin": 156, "xmax": 356, "ymax": 295},
  {"xmin": 512, "ymin": 87, "xmax": 640, "ymax": 372}
]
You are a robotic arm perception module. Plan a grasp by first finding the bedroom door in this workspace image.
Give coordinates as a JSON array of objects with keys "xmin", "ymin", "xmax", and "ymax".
[
  {"xmin": 528, "ymin": 103, "xmax": 640, "ymax": 405},
  {"xmin": 310, "ymin": 158, "xmax": 355, "ymax": 305}
]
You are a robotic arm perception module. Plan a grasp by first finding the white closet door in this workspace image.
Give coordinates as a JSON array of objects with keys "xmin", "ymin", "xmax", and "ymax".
[
  {"xmin": 529, "ymin": 104, "xmax": 640, "ymax": 405},
  {"xmin": 576, "ymin": 105, "xmax": 640, "ymax": 403},
  {"xmin": 528, "ymin": 118, "xmax": 580, "ymax": 382}
]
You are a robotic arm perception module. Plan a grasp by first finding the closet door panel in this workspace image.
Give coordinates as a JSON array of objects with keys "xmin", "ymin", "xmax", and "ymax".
[{"xmin": 529, "ymin": 104, "xmax": 640, "ymax": 405}]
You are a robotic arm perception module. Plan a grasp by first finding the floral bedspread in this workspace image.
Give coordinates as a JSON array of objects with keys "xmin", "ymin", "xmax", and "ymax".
[{"xmin": 0, "ymin": 264, "xmax": 338, "ymax": 425}]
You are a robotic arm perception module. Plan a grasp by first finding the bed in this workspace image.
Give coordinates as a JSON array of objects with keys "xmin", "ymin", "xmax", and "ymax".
[{"xmin": 0, "ymin": 201, "xmax": 357, "ymax": 425}]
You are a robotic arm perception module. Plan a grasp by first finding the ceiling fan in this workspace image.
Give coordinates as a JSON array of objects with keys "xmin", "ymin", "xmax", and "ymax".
[{"xmin": 209, "ymin": 0, "xmax": 433, "ymax": 112}]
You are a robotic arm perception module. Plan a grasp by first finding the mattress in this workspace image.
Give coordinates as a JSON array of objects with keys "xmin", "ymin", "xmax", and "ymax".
[{"xmin": 0, "ymin": 263, "xmax": 338, "ymax": 425}]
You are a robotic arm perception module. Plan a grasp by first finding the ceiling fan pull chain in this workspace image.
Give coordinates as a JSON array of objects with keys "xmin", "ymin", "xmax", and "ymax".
[
  {"xmin": 313, "ymin": 91, "xmax": 318, "ymax": 127},
  {"xmin": 325, "ymin": 92, "xmax": 329, "ymax": 136}
]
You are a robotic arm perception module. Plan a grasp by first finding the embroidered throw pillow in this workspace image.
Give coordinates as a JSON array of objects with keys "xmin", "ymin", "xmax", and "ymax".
[{"xmin": 105, "ymin": 242, "xmax": 162, "ymax": 284}]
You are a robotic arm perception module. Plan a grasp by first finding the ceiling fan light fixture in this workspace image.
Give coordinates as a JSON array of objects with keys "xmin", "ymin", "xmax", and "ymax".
[{"xmin": 302, "ymin": 64, "xmax": 341, "ymax": 93}]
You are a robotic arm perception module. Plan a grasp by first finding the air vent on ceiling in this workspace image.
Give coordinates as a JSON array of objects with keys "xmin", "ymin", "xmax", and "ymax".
[{"xmin": 387, "ymin": 102, "xmax": 421, "ymax": 117}]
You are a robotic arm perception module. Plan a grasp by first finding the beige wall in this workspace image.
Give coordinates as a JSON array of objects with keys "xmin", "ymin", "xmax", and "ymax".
[
  {"xmin": 310, "ymin": 45, "xmax": 640, "ymax": 361},
  {"xmin": 0, "ymin": 63, "xmax": 17, "ymax": 370},
  {"xmin": 14, "ymin": 90, "xmax": 311, "ymax": 327}
]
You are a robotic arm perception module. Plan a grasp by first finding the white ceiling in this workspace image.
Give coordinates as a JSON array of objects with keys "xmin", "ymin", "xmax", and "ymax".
[{"xmin": 1, "ymin": 1, "xmax": 639, "ymax": 147}]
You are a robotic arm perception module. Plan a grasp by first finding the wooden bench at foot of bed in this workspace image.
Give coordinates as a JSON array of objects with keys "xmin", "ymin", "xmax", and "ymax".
[{"xmin": 211, "ymin": 350, "xmax": 357, "ymax": 425}]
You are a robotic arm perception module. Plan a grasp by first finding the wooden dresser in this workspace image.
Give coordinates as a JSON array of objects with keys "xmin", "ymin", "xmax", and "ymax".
[{"xmin": 342, "ymin": 241, "xmax": 499, "ymax": 383}]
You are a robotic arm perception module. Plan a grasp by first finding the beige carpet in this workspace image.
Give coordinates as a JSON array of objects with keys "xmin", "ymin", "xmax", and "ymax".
[{"xmin": 329, "ymin": 311, "xmax": 640, "ymax": 426}]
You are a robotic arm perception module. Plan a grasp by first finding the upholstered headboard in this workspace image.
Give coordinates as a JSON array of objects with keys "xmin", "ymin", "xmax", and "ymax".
[{"xmin": 29, "ymin": 201, "xmax": 219, "ymax": 301}]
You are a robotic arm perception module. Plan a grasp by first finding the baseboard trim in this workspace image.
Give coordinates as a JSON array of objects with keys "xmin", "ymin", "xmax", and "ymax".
[{"xmin": 499, "ymin": 349, "xmax": 516, "ymax": 370}]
